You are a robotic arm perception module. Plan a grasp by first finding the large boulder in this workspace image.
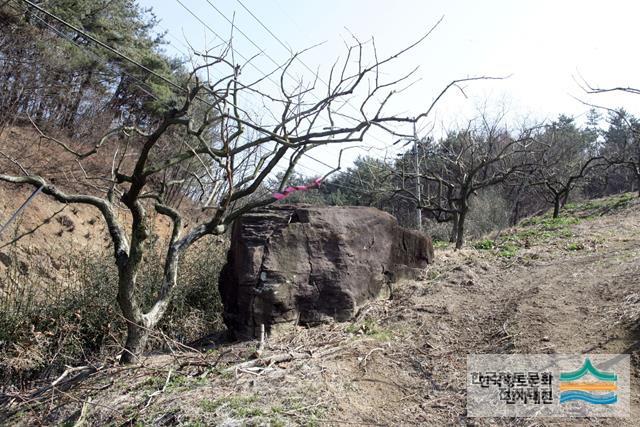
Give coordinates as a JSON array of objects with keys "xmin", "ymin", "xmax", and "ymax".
[{"xmin": 219, "ymin": 205, "xmax": 434, "ymax": 339}]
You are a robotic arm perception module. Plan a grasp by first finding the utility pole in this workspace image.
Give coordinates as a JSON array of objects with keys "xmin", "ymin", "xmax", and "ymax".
[{"xmin": 413, "ymin": 122, "xmax": 422, "ymax": 231}]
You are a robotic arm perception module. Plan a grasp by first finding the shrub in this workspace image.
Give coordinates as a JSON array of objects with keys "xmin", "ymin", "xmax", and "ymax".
[
  {"xmin": 422, "ymin": 188, "xmax": 511, "ymax": 244},
  {"xmin": 566, "ymin": 242, "xmax": 585, "ymax": 251},
  {"xmin": 0, "ymin": 235, "xmax": 228, "ymax": 389},
  {"xmin": 473, "ymin": 239, "xmax": 494, "ymax": 250},
  {"xmin": 465, "ymin": 188, "xmax": 510, "ymax": 238},
  {"xmin": 497, "ymin": 243, "xmax": 519, "ymax": 258},
  {"xmin": 0, "ymin": 246, "xmax": 121, "ymax": 389},
  {"xmin": 156, "ymin": 237, "xmax": 227, "ymax": 344},
  {"xmin": 421, "ymin": 218, "xmax": 452, "ymax": 242},
  {"xmin": 432, "ymin": 239, "xmax": 450, "ymax": 249}
]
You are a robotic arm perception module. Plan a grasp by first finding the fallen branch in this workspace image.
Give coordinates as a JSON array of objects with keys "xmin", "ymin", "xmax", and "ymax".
[
  {"xmin": 225, "ymin": 351, "xmax": 310, "ymax": 374},
  {"xmin": 143, "ymin": 368, "xmax": 172, "ymax": 411},
  {"xmin": 73, "ymin": 397, "xmax": 91, "ymax": 427},
  {"xmin": 28, "ymin": 365, "xmax": 99, "ymax": 400},
  {"xmin": 359, "ymin": 347, "xmax": 385, "ymax": 371},
  {"xmin": 52, "ymin": 365, "xmax": 92, "ymax": 387}
]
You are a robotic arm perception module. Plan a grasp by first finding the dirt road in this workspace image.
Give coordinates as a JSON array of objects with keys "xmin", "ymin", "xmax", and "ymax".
[{"xmin": 322, "ymin": 193, "xmax": 640, "ymax": 426}]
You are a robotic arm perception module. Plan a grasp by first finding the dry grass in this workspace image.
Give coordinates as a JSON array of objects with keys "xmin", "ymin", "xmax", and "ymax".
[{"xmin": 0, "ymin": 234, "xmax": 228, "ymax": 395}]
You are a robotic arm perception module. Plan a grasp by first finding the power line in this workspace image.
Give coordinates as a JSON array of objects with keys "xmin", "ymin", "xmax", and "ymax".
[
  {"xmin": 17, "ymin": 4, "xmax": 160, "ymax": 102},
  {"xmin": 233, "ymin": 0, "xmax": 404, "ymax": 151},
  {"xmin": 17, "ymin": 0, "xmax": 188, "ymax": 95},
  {"xmin": 205, "ymin": 0, "xmax": 369, "ymax": 147},
  {"xmin": 205, "ymin": 0, "xmax": 288, "ymax": 70},
  {"xmin": 12, "ymin": 0, "xmax": 271, "ymax": 191},
  {"xmin": 160, "ymin": 25, "xmax": 193, "ymax": 56},
  {"xmin": 16, "ymin": 0, "xmax": 265, "ymax": 124},
  {"xmin": 17, "ymin": 0, "xmax": 401, "ymax": 187},
  {"xmin": 235, "ymin": 0, "xmax": 355, "ymax": 111},
  {"xmin": 17, "ymin": 0, "xmax": 326, "ymax": 172},
  {"xmin": 12, "ymin": 0, "xmax": 413, "ymax": 207},
  {"xmin": 175, "ymin": 0, "xmax": 347, "ymax": 168},
  {"xmin": 303, "ymin": 153, "xmax": 334, "ymax": 170},
  {"xmin": 173, "ymin": 0, "xmax": 314, "ymax": 130},
  {"xmin": 192, "ymin": 0, "xmax": 402, "ymax": 155},
  {"xmin": 272, "ymin": 0, "xmax": 308, "ymax": 43},
  {"xmin": 21, "ymin": 0, "xmax": 412, "ymax": 169},
  {"xmin": 196, "ymin": 0, "xmax": 402, "ymax": 167},
  {"xmin": 155, "ymin": 22, "xmax": 265, "ymax": 116},
  {"xmin": 174, "ymin": 0, "xmax": 283, "ymax": 91},
  {"xmin": 236, "ymin": 0, "xmax": 293, "ymax": 55}
]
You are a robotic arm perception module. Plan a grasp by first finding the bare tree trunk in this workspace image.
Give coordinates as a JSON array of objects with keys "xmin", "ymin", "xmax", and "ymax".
[
  {"xmin": 455, "ymin": 208, "xmax": 466, "ymax": 250},
  {"xmin": 117, "ymin": 203, "xmax": 181, "ymax": 364},
  {"xmin": 121, "ymin": 321, "xmax": 150, "ymax": 364},
  {"xmin": 553, "ymin": 195, "xmax": 561, "ymax": 218},
  {"xmin": 562, "ymin": 190, "xmax": 570, "ymax": 207},
  {"xmin": 117, "ymin": 270, "xmax": 147, "ymax": 364},
  {"xmin": 63, "ymin": 70, "xmax": 93, "ymax": 133},
  {"xmin": 511, "ymin": 200, "xmax": 521, "ymax": 226},
  {"xmin": 449, "ymin": 211, "xmax": 459, "ymax": 243}
]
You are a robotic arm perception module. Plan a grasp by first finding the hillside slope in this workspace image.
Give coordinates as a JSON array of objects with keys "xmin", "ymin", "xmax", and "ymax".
[
  {"xmin": 0, "ymin": 127, "xmax": 211, "ymax": 293},
  {"xmin": 2, "ymin": 194, "xmax": 640, "ymax": 426}
]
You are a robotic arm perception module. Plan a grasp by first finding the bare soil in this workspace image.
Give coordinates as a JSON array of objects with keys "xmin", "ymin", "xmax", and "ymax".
[
  {"xmin": 2, "ymin": 194, "xmax": 640, "ymax": 426},
  {"xmin": 0, "ymin": 127, "xmax": 211, "ymax": 291}
]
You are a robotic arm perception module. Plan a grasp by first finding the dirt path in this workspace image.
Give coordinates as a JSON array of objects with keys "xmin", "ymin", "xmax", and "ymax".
[{"xmin": 348, "ymin": 196, "xmax": 640, "ymax": 426}]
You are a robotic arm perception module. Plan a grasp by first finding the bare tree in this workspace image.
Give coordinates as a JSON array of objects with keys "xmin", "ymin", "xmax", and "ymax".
[
  {"xmin": 392, "ymin": 113, "xmax": 536, "ymax": 249},
  {"xmin": 529, "ymin": 115, "xmax": 603, "ymax": 218},
  {"xmin": 0, "ymin": 28, "xmax": 479, "ymax": 362},
  {"xmin": 577, "ymin": 82, "xmax": 640, "ymax": 197}
]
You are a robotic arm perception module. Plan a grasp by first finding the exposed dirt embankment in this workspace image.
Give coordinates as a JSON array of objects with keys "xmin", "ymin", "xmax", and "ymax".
[
  {"xmin": 2, "ymin": 194, "xmax": 640, "ymax": 426},
  {"xmin": 0, "ymin": 126, "xmax": 207, "ymax": 291}
]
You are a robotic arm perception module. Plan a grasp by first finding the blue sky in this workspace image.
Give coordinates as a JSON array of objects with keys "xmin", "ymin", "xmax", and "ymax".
[{"xmin": 138, "ymin": 0, "xmax": 640, "ymax": 174}]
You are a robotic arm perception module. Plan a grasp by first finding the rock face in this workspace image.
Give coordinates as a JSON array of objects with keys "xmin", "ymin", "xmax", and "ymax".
[{"xmin": 219, "ymin": 205, "xmax": 434, "ymax": 339}]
